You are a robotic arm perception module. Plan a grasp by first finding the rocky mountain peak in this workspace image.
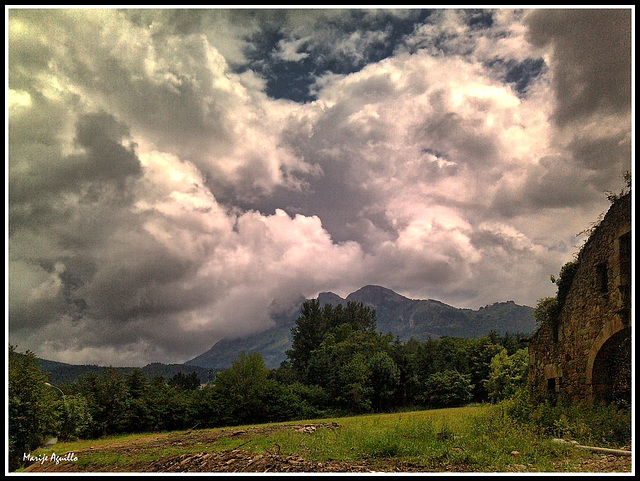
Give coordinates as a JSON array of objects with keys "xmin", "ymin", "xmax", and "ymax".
[
  {"xmin": 317, "ymin": 291, "xmax": 346, "ymax": 306},
  {"xmin": 346, "ymin": 285, "xmax": 411, "ymax": 305}
]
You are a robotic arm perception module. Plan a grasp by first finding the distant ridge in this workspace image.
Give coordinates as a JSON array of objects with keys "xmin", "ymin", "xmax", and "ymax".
[
  {"xmin": 29, "ymin": 356, "xmax": 214, "ymax": 385},
  {"xmin": 185, "ymin": 285, "xmax": 535, "ymax": 370}
]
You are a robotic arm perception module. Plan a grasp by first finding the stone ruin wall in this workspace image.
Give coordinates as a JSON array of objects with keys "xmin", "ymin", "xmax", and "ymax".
[{"xmin": 529, "ymin": 192, "xmax": 631, "ymax": 404}]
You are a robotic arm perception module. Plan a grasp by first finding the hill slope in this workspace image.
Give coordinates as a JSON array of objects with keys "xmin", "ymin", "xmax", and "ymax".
[
  {"xmin": 36, "ymin": 358, "xmax": 214, "ymax": 385},
  {"xmin": 186, "ymin": 285, "xmax": 535, "ymax": 370}
]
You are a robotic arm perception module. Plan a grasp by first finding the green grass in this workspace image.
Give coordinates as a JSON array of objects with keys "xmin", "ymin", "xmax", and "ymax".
[
  {"xmin": 240, "ymin": 406, "xmax": 587, "ymax": 471},
  {"xmin": 21, "ymin": 405, "xmax": 605, "ymax": 472},
  {"xmin": 260, "ymin": 408, "xmax": 478, "ymax": 462}
]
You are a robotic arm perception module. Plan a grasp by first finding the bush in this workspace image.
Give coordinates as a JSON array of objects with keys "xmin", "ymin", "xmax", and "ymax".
[
  {"xmin": 286, "ymin": 382, "xmax": 329, "ymax": 418},
  {"xmin": 540, "ymin": 401, "xmax": 631, "ymax": 447},
  {"xmin": 501, "ymin": 387, "xmax": 535, "ymax": 425},
  {"xmin": 501, "ymin": 390, "xmax": 631, "ymax": 448}
]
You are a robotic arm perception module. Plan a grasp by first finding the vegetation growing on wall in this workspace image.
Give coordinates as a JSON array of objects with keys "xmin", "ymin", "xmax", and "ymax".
[{"xmin": 533, "ymin": 258, "xmax": 579, "ymax": 336}]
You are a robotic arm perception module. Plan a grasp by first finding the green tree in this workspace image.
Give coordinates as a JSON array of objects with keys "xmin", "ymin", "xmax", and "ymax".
[
  {"xmin": 127, "ymin": 368, "xmax": 148, "ymax": 399},
  {"xmin": 389, "ymin": 337, "xmax": 420, "ymax": 407},
  {"xmin": 534, "ymin": 296, "xmax": 559, "ymax": 333},
  {"xmin": 339, "ymin": 353, "xmax": 373, "ymax": 413},
  {"xmin": 8, "ymin": 346, "xmax": 57, "ymax": 471},
  {"xmin": 486, "ymin": 348, "xmax": 529, "ymax": 403},
  {"xmin": 283, "ymin": 382, "xmax": 329, "ymax": 418},
  {"xmin": 56, "ymin": 394, "xmax": 93, "ymax": 441},
  {"xmin": 413, "ymin": 337, "xmax": 468, "ymax": 381},
  {"xmin": 368, "ymin": 351, "xmax": 401, "ymax": 412},
  {"xmin": 420, "ymin": 370, "xmax": 473, "ymax": 408},
  {"xmin": 551, "ymin": 260, "xmax": 579, "ymax": 309},
  {"xmin": 139, "ymin": 377, "xmax": 178, "ymax": 432},
  {"xmin": 287, "ymin": 300, "xmax": 378, "ymax": 384},
  {"xmin": 287, "ymin": 299, "xmax": 325, "ymax": 379},
  {"xmin": 466, "ymin": 336, "xmax": 503, "ymax": 402},
  {"xmin": 80, "ymin": 368, "xmax": 131, "ymax": 436},
  {"xmin": 305, "ymin": 325, "xmax": 397, "ymax": 413},
  {"xmin": 211, "ymin": 351, "xmax": 271, "ymax": 425},
  {"xmin": 184, "ymin": 372, "xmax": 201, "ymax": 390},
  {"xmin": 168, "ymin": 371, "xmax": 200, "ymax": 390},
  {"xmin": 342, "ymin": 301, "xmax": 377, "ymax": 332},
  {"xmin": 533, "ymin": 260, "xmax": 580, "ymax": 337}
]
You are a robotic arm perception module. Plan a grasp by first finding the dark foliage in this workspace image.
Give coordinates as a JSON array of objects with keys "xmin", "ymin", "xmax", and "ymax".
[{"xmin": 9, "ymin": 346, "xmax": 57, "ymax": 471}]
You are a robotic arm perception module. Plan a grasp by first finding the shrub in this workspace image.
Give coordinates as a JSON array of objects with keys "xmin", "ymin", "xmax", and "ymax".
[
  {"xmin": 501, "ymin": 392, "xmax": 631, "ymax": 448},
  {"xmin": 533, "ymin": 297, "xmax": 559, "ymax": 332},
  {"xmin": 500, "ymin": 387, "xmax": 535, "ymax": 426}
]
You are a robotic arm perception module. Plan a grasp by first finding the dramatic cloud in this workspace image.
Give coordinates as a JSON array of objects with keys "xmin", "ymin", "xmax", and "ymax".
[
  {"xmin": 525, "ymin": 8, "xmax": 631, "ymax": 126},
  {"xmin": 7, "ymin": 8, "xmax": 632, "ymax": 366}
]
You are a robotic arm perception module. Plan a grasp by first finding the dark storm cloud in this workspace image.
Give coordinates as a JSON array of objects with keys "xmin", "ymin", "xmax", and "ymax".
[
  {"xmin": 525, "ymin": 8, "xmax": 632, "ymax": 126},
  {"xmin": 8, "ymin": 106, "xmax": 157, "ymax": 335},
  {"xmin": 74, "ymin": 112, "xmax": 141, "ymax": 184},
  {"xmin": 9, "ymin": 110, "xmax": 141, "ymax": 225},
  {"xmin": 569, "ymin": 131, "xmax": 632, "ymax": 177},
  {"xmin": 491, "ymin": 156, "xmax": 601, "ymax": 218},
  {"xmin": 518, "ymin": 9, "xmax": 632, "ymax": 216}
]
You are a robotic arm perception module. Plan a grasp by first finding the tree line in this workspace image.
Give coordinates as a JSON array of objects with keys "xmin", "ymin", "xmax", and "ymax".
[{"xmin": 9, "ymin": 300, "xmax": 529, "ymax": 470}]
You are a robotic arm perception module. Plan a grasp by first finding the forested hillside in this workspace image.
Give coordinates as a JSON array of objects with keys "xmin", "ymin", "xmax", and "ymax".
[
  {"xmin": 186, "ymin": 285, "xmax": 535, "ymax": 370},
  {"xmin": 34, "ymin": 357, "xmax": 214, "ymax": 385}
]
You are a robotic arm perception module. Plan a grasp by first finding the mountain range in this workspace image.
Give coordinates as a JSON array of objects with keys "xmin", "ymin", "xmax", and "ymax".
[
  {"xmin": 185, "ymin": 285, "xmax": 535, "ymax": 370},
  {"xmin": 24, "ymin": 356, "xmax": 214, "ymax": 385}
]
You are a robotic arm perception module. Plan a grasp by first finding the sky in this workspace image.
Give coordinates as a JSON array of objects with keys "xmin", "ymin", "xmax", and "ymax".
[{"xmin": 7, "ymin": 7, "xmax": 633, "ymax": 367}]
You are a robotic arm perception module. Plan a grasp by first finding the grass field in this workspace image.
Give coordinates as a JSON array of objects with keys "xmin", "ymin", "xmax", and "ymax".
[{"xmin": 19, "ymin": 404, "xmax": 632, "ymax": 473}]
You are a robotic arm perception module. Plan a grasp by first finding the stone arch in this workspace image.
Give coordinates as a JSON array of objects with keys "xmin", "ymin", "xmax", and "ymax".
[{"xmin": 586, "ymin": 320, "xmax": 631, "ymax": 406}]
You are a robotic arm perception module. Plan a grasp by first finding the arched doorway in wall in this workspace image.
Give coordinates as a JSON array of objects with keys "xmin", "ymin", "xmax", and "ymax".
[{"xmin": 589, "ymin": 326, "xmax": 631, "ymax": 407}]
